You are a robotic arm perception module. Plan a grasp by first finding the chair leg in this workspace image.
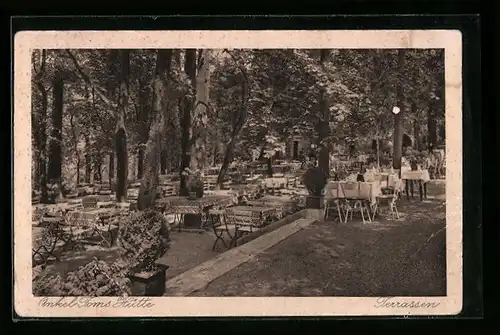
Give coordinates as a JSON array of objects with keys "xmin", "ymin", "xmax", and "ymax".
[
  {"xmin": 360, "ymin": 203, "xmax": 366, "ymax": 224},
  {"xmin": 394, "ymin": 204, "xmax": 400, "ymax": 219},
  {"xmin": 371, "ymin": 203, "xmax": 378, "ymax": 221},
  {"xmin": 336, "ymin": 204, "xmax": 343, "ymax": 223}
]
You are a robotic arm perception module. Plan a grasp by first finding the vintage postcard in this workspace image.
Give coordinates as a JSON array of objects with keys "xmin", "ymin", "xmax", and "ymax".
[{"xmin": 14, "ymin": 30, "xmax": 462, "ymax": 317}]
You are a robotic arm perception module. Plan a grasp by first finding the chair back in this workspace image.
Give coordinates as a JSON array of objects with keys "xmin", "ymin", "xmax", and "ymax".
[
  {"xmin": 225, "ymin": 208, "xmax": 262, "ymax": 227},
  {"xmin": 327, "ymin": 182, "xmax": 340, "ymax": 199},
  {"xmin": 358, "ymin": 182, "xmax": 373, "ymax": 200},
  {"xmin": 340, "ymin": 181, "xmax": 360, "ymax": 199}
]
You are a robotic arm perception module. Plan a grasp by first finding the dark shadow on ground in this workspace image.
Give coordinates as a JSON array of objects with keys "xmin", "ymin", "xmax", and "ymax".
[{"xmin": 190, "ymin": 199, "xmax": 447, "ymax": 297}]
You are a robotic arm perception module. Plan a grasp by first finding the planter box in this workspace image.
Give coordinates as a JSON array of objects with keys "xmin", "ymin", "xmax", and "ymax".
[
  {"xmin": 128, "ymin": 265, "xmax": 169, "ymax": 296},
  {"xmin": 306, "ymin": 195, "xmax": 324, "ymax": 209}
]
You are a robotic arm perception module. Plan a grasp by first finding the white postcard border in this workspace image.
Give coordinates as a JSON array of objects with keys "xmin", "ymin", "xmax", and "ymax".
[{"xmin": 14, "ymin": 30, "xmax": 462, "ymax": 317}]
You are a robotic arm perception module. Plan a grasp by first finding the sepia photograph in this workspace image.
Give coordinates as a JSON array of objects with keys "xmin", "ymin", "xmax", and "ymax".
[{"xmin": 14, "ymin": 30, "xmax": 463, "ymax": 317}]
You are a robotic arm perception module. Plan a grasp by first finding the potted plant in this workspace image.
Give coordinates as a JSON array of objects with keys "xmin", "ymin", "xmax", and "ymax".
[
  {"xmin": 302, "ymin": 167, "xmax": 328, "ymax": 209},
  {"xmin": 183, "ymin": 168, "xmax": 204, "ymax": 199},
  {"xmin": 33, "ymin": 258, "xmax": 132, "ymax": 296},
  {"xmin": 117, "ymin": 210, "xmax": 171, "ymax": 296}
]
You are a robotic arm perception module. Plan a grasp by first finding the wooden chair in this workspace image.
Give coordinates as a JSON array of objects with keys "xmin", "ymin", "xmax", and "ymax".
[
  {"xmin": 225, "ymin": 208, "xmax": 262, "ymax": 246},
  {"xmin": 324, "ymin": 182, "xmax": 344, "ymax": 222},
  {"xmin": 207, "ymin": 208, "xmax": 233, "ymax": 251},
  {"xmin": 32, "ymin": 219, "xmax": 65, "ymax": 265},
  {"xmin": 340, "ymin": 182, "xmax": 371, "ymax": 224},
  {"xmin": 373, "ymin": 183, "xmax": 401, "ymax": 220}
]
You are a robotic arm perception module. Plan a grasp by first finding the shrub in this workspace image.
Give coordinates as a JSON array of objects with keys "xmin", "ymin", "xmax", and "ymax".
[
  {"xmin": 33, "ymin": 209, "xmax": 170, "ymax": 297},
  {"xmin": 33, "ymin": 257, "xmax": 131, "ymax": 297},
  {"xmin": 302, "ymin": 167, "xmax": 328, "ymax": 197},
  {"xmin": 116, "ymin": 209, "xmax": 170, "ymax": 273}
]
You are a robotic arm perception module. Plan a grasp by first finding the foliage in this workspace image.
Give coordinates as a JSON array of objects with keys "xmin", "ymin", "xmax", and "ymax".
[
  {"xmin": 33, "ymin": 257, "xmax": 131, "ymax": 296},
  {"xmin": 302, "ymin": 167, "xmax": 328, "ymax": 196},
  {"xmin": 33, "ymin": 209, "xmax": 170, "ymax": 297},
  {"xmin": 116, "ymin": 209, "xmax": 170, "ymax": 272}
]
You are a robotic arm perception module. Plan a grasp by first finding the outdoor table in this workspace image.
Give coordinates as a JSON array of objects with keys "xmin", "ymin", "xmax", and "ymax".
[
  {"xmin": 401, "ymin": 169, "xmax": 430, "ymax": 201},
  {"xmin": 65, "ymin": 208, "xmax": 119, "ymax": 247},
  {"xmin": 326, "ymin": 181, "xmax": 382, "ymax": 223},
  {"xmin": 247, "ymin": 195, "xmax": 297, "ymax": 217},
  {"xmin": 156, "ymin": 195, "xmax": 234, "ymax": 231}
]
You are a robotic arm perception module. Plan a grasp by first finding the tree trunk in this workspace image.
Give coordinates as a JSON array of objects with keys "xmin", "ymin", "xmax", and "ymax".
[
  {"xmin": 179, "ymin": 49, "xmax": 197, "ymax": 196},
  {"xmin": 84, "ymin": 135, "xmax": 91, "ymax": 183},
  {"xmin": 318, "ymin": 49, "xmax": 330, "ymax": 177},
  {"xmin": 93, "ymin": 154, "xmax": 102, "ymax": 183},
  {"xmin": 47, "ymin": 72, "xmax": 64, "ymax": 184},
  {"xmin": 427, "ymin": 100, "xmax": 437, "ymax": 151},
  {"xmin": 160, "ymin": 149, "xmax": 167, "ymax": 174},
  {"xmin": 267, "ymin": 157, "xmax": 273, "ymax": 177},
  {"xmin": 36, "ymin": 82, "xmax": 49, "ymax": 201},
  {"xmin": 217, "ymin": 139, "xmax": 236, "ymax": 188},
  {"xmin": 137, "ymin": 49, "xmax": 173, "ymax": 210},
  {"xmin": 392, "ymin": 50, "xmax": 406, "ymax": 170},
  {"xmin": 137, "ymin": 146, "xmax": 145, "ymax": 179},
  {"xmin": 190, "ymin": 49, "xmax": 211, "ymax": 172},
  {"xmin": 216, "ymin": 52, "xmax": 249, "ymax": 189},
  {"xmin": 115, "ymin": 50, "xmax": 130, "ymax": 202},
  {"xmin": 69, "ymin": 112, "xmax": 81, "ymax": 183},
  {"xmin": 109, "ymin": 152, "xmax": 114, "ymax": 189}
]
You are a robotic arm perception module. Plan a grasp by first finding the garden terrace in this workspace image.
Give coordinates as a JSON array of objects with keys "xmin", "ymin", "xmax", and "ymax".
[{"xmin": 31, "ymin": 48, "xmax": 446, "ymax": 297}]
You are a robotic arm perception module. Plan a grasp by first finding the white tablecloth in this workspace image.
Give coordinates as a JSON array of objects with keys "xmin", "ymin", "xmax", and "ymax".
[
  {"xmin": 325, "ymin": 181, "xmax": 382, "ymax": 206},
  {"xmin": 401, "ymin": 169, "xmax": 430, "ymax": 183},
  {"xmin": 263, "ymin": 177, "xmax": 288, "ymax": 189}
]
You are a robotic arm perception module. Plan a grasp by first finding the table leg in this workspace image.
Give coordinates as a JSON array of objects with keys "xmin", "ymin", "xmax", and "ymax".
[
  {"xmin": 423, "ymin": 182, "xmax": 427, "ymax": 198},
  {"xmin": 419, "ymin": 180, "xmax": 423, "ymax": 201},
  {"xmin": 405, "ymin": 180, "xmax": 410, "ymax": 200}
]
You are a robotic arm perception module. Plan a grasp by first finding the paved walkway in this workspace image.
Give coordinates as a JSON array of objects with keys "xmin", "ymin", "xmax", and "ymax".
[{"xmin": 164, "ymin": 218, "xmax": 316, "ymax": 296}]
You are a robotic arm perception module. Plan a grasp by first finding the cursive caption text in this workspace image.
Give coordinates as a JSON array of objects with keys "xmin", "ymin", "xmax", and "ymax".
[
  {"xmin": 374, "ymin": 297, "xmax": 440, "ymax": 309},
  {"xmin": 38, "ymin": 297, "xmax": 155, "ymax": 309}
]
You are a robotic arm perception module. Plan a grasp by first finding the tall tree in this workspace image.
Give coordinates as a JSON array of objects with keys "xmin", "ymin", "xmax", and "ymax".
[
  {"xmin": 179, "ymin": 49, "xmax": 197, "ymax": 196},
  {"xmin": 137, "ymin": 49, "xmax": 173, "ymax": 210},
  {"xmin": 115, "ymin": 50, "xmax": 130, "ymax": 202},
  {"xmin": 190, "ymin": 49, "xmax": 211, "ymax": 172},
  {"xmin": 317, "ymin": 49, "xmax": 330, "ymax": 176},
  {"xmin": 31, "ymin": 49, "xmax": 49, "ymax": 201},
  {"xmin": 392, "ymin": 49, "xmax": 406, "ymax": 169},
  {"xmin": 47, "ymin": 70, "xmax": 64, "ymax": 194},
  {"xmin": 216, "ymin": 50, "xmax": 250, "ymax": 188}
]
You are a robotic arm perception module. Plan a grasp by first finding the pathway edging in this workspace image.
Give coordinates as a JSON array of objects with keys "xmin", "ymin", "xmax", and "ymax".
[{"xmin": 164, "ymin": 218, "xmax": 317, "ymax": 296}]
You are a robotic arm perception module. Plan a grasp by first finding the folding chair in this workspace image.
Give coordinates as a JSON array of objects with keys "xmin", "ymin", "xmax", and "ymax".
[
  {"xmin": 208, "ymin": 208, "xmax": 233, "ymax": 251},
  {"xmin": 32, "ymin": 222, "xmax": 63, "ymax": 266},
  {"xmin": 324, "ymin": 182, "xmax": 344, "ymax": 222},
  {"xmin": 340, "ymin": 182, "xmax": 370, "ymax": 224},
  {"xmin": 373, "ymin": 183, "xmax": 401, "ymax": 220},
  {"xmin": 225, "ymin": 209, "xmax": 261, "ymax": 247}
]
